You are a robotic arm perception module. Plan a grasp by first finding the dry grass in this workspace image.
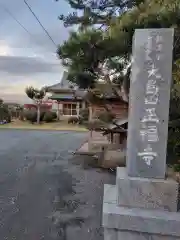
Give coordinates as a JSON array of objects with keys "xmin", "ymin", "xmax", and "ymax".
[{"xmin": 0, "ymin": 120, "xmax": 88, "ymax": 132}]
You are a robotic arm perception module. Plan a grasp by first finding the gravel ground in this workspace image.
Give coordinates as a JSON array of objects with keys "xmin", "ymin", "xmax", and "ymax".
[{"xmin": 0, "ymin": 129, "xmax": 115, "ymax": 240}]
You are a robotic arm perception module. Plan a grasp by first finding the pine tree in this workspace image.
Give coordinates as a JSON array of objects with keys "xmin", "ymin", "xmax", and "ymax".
[{"xmin": 56, "ymin": 0, "xmax": 145, "ymax": 28}]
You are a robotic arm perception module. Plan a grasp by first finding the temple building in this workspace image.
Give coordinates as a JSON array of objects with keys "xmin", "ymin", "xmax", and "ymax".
[
  {"xmin": 47, "ymin": 71, "xmax": 128, "ymax": 124},
  {"xmin": 47, "ymin": 71, "xmax": 87, "ymax": 120}
]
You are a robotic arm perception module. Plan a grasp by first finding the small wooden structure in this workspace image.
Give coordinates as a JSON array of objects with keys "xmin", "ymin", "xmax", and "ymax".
[
  {"xmin": 103, "ymin": 118, "xmax": 128, "ymax": 145},
  {"xmin": 87, "ymin": 118, "xmax": 128, "ymax": 153}
]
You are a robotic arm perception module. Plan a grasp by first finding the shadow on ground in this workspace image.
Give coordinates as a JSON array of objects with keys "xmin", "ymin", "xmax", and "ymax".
[{"xmin": 51, "ymin": 154, "xmax": 115, "ymax": 240}]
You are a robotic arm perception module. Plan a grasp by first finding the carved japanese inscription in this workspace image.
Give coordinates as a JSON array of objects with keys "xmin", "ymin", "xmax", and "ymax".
[{"xmin": 127, "ymin": 29, "xmax": 174, "ymax": 178}]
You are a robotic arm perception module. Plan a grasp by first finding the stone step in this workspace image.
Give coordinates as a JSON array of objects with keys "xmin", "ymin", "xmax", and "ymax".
[{"xmin": 103, "ymin": 184, "xmax": 180, "ymax": 239}]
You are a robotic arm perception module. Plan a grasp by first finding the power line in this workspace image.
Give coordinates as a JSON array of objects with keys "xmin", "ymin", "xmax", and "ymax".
[
  {"xmin": 0, "ymin": 3, "xmax": 46, "ymax": 49},
  {"xmin": 23, "ymin": 0, "xmax": 57, "ymax": 47},
  {"xmin": 0, "ymin": 3, "xmax": 57, "ymax": 52},
  {"xmin": 0, "ymin": 4, "xmax": 34, "ymax": 38},
  {"xmin": 0, "ymin": 3, "xmax": 60, "ymax": 67}
]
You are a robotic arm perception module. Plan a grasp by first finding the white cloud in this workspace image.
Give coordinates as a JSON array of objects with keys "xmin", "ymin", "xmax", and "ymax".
[
  {"xmin": 0, "ymin": 40, "xmax": 64, "ymax": 100},
  {"xmin": 0, "ymin": 70, "xmax": 64, "ymax": 104},
  {"xmin": 0, "ymin": 77, "xmax": 43, "ymax": 103},
  {"xmin": 0, "ymin": 0, "xmax": 71, "ymax": 103},
  {"xmin": 0, "ymin": 79, "xmax": 42, "ymax": 95},
  {"xmin": 0, "ymin": 40, "xmax": 12, "ymax": 56}
]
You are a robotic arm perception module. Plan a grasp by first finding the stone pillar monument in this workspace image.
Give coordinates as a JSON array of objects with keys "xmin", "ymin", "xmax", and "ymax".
[{"xmin": 102, "ymin": 29, "xmax": 180, "ymax": 239}]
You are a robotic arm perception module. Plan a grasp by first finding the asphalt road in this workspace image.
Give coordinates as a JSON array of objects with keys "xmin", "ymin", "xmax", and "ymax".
[{"xmin": 0, "ymin": 130, "xmax": 115, "ymax": 240}]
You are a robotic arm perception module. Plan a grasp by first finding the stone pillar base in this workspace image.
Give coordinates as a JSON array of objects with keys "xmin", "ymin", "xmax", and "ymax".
[
  {"xmin": 102, "ymin": 168, "xmax": 180, "ymax": 240},
  {"xmin": 103, "ymin": 184, "xmax": 180, "ymax": 240},
  {"xmin": 116, "ymin": 167, "xmax": 179, "ymax": 212}
]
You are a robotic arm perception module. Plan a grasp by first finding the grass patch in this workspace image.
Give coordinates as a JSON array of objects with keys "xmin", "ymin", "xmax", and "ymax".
[{"xmin": 0, "ymin": 120, "xmax": 88, "ymax": 132}]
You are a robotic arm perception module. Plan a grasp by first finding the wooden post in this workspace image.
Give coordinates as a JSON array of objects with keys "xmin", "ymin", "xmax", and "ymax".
[{"xmin": 57, "ymin": 101, "xmax": 60, "ymax": 120}]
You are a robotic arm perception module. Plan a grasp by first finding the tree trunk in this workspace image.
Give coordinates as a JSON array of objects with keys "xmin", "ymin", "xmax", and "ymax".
[
  {"xmin": 37, "ymin": 105, "xmax": 40, "ymax": 124},
  {"xmin": 57, "ymin": 101, "xmax": 60, "ymax": 121}
]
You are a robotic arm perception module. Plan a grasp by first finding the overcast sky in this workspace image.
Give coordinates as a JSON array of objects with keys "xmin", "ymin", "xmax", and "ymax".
[{"xmin": 0, "ymin": 0, "xmax": 72, "ymax": 103}]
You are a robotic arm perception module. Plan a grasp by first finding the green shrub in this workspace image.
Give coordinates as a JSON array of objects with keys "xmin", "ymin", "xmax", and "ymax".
[
  {"xmin": 68, "ymin": 116, "xmax": 79, "ymax": 124},
  {"xmin": 24, "ymin": 111, "xmax": 37, "ymax": 123},
  {"xmin": 167, "ymin": 92, "xmax": 180, "ymax": 165},
  {"xmin": 78, "ymin": 117, "xmax": 84, "ymax": 125},
  {"xmin": 43, "ymin": 111, "xmax": 55, "ymax": 122},
  {"xmin": 79, "ymin": 108, "xmax": 89, "ymax": 122},
  {"xmin": 173, "ymin": 164, "xmax": 180, "ymax": 172},
  {"xmin": 19, "ymin": 111, "xmax": 25, "ymax": 121},
  {"xmin": 24, "ymin": 111, "xmax": 56, "ymax": 123},
  {"xmin": 0, "ymin": 106, "xmax": 11, "ymax": 123},
  {"xmin": 86, "ymin": 119, "xmax": 107, "ymax": 130},
  {"xmin": 40, "ymin": 111, "xmax": 46, "ymax": 121},
  {"xmin": 51, "ymin": 111, "xmax": 57, "ymax": 120},
  {"xmin": 97, "ymin": 111, "xmax": 115, "ymax": 123},
  {"xmin": 6, "ymin": 113, "xmax": 11, "ymax": 123}
]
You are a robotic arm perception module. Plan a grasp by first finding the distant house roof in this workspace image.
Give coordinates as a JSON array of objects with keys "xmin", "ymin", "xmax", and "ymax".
[
  {"xmin": 47, "ymin": 71, "xmax": 78, "ymax": 91},
  {"xmin": 24, "ymin": 104, "xmax": 36, "ymax": 108},
  {"xmin": 47, "ymin": 71, "xmax": 126, "ymax": 102},
  {"xmin": 24, "ymin": 104, "xmax": 52, "ymax": 110},
  {"xmin": 49, "ymin": 93, "xmax": 82, "ymax": 101},
  {"xmin": 47, "ymin": 71, "xmax": 87, "ymax": 101}
]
